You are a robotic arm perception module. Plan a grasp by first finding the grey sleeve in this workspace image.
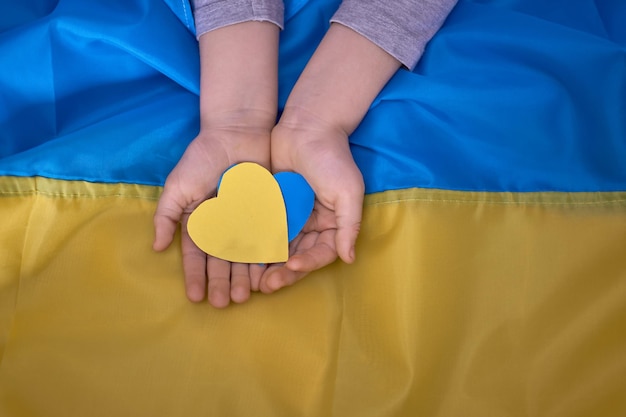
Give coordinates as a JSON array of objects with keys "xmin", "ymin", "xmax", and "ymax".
[
  {"xmin": 330, "ymin": 0, "xmax": 458, "ymax": 69},
  {"xmin": 191, "ymin": 0, "xmax": 284, "ymax": 38}
]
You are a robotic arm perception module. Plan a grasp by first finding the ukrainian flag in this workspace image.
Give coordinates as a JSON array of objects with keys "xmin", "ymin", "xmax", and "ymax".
[{"xmin": 1, "ymin": 0, "xmax": 625, "ymax": 415}]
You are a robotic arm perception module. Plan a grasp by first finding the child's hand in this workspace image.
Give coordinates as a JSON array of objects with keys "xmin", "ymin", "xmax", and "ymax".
[
  {"xmin": 153, "ymin": 121, "xmax": 270, "ymax": 308},
  {"xmin": 254, "ymin": 23, "xmax": 401, "ymax": 293},
  {"xmin": 256, "ymin": 117, "xmax": 364, "ymax": 293},
  {"xmin": 153, "ymin": 20, "xmax": 279, "ymax": 308}
]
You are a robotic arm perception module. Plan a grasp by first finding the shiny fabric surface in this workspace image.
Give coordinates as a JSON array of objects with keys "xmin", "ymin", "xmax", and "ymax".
[
  {"xmin": 1, "ymin": 177, "xmax": 625, "ymax": 416},
  {"xmin": 1, "ymin": 0, "xmax": 625, "ymax": 192}
]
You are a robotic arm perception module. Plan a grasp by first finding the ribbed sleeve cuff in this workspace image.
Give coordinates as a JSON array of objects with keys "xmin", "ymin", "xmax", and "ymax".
[{"xmin": 192, "ymin": 0, "xmax": 284, "ymax": 38}]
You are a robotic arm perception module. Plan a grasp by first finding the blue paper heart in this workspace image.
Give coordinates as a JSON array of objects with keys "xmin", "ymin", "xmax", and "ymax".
[{"xmin": 275, "ymin": 172, "xmax": 314, "ymax": 241}]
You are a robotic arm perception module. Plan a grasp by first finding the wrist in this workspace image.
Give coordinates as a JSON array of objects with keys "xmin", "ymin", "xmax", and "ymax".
[
  {"xmin": 200, "ymin": 107, "xmax": 277, "ymax": 133},
  {"xmin": 276, "ymin": 104, "xmax": 347, "ymax": 138},
  {"xmin": 194, "ymin": 123, "xmax": 271, "ymax": 172}
]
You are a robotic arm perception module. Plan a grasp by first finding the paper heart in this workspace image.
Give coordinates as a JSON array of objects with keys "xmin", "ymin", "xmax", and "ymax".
[
  {"xmin": 187, "ymin": 163, "xmax": 314, "ymax": 264},
  {"xmin": 187, "ymin": 163, "xmax": 289, "ymax": 263}
]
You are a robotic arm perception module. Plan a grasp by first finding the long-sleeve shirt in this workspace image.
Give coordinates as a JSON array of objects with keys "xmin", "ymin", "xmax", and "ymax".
[{"xmin": 190, "ymin": 0, "xmax": 458, "ymax": 69}]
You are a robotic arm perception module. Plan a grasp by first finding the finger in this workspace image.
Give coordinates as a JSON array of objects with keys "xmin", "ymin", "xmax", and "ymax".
[
  {"xmin": 286, "ymin": 229, "xmax": 338, "ymax": 272},
  {"xmin": 207, "ymin": 256, "xmax": 231, "ymax": 309},
  {"xmin": 259, "ymin": 230, "xmax": 337, "ymax": 293},
  {"xmin": 153, "ymin": 183, "xmax": 186, "ymax": 252},
  {"xmin": 180, "ymin": 227, "xmax": 207, "ymax": 303},
  {"xmin": 230, "ymin": 263, "xmax": 251, "ymax": 304},
  {"xmin": 249, "ymin": 263, "xmax": 268, "ymax": 292},
  {"xmin": 259, "ymin": 266, "xmax": 309, "ymax": 294},
  {"xmin": 333, "ymin": 190, "xmax": 363, "ymax": 264}
]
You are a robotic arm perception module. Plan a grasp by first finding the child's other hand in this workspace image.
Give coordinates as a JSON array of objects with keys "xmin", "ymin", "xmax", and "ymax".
[
  {"xmin": 257, "ymin": 115, "xmax": 364, "ymax": 293},
  {"xmin": 153, "ymin": 117, "xmax": 270, "ymax": 308},
  {"xmin": 255, "ymin": 23, "xmax": 401, "ymax": 293}
]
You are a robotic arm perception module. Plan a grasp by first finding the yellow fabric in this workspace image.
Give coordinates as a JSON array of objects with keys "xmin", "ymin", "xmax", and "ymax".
[{"xmin": 1, "ymin": 176, "xmax": 625, "ymax": 417}]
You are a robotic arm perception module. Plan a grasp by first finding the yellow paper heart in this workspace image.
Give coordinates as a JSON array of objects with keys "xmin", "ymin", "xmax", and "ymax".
[{"xmin": 187, "ymin": 162, "xmax": 289, "ymax": 263}]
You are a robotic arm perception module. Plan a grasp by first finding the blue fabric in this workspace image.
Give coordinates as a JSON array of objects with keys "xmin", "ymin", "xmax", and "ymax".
[{"xmin": 1, "ymin": 0, "xmax": 625, "ymax": 192}]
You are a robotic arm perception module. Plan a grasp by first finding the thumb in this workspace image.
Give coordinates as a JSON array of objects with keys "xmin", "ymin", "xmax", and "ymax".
[{"xmin": 153, "ymin": 186, "xmax": 186, "ymax": 252}]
